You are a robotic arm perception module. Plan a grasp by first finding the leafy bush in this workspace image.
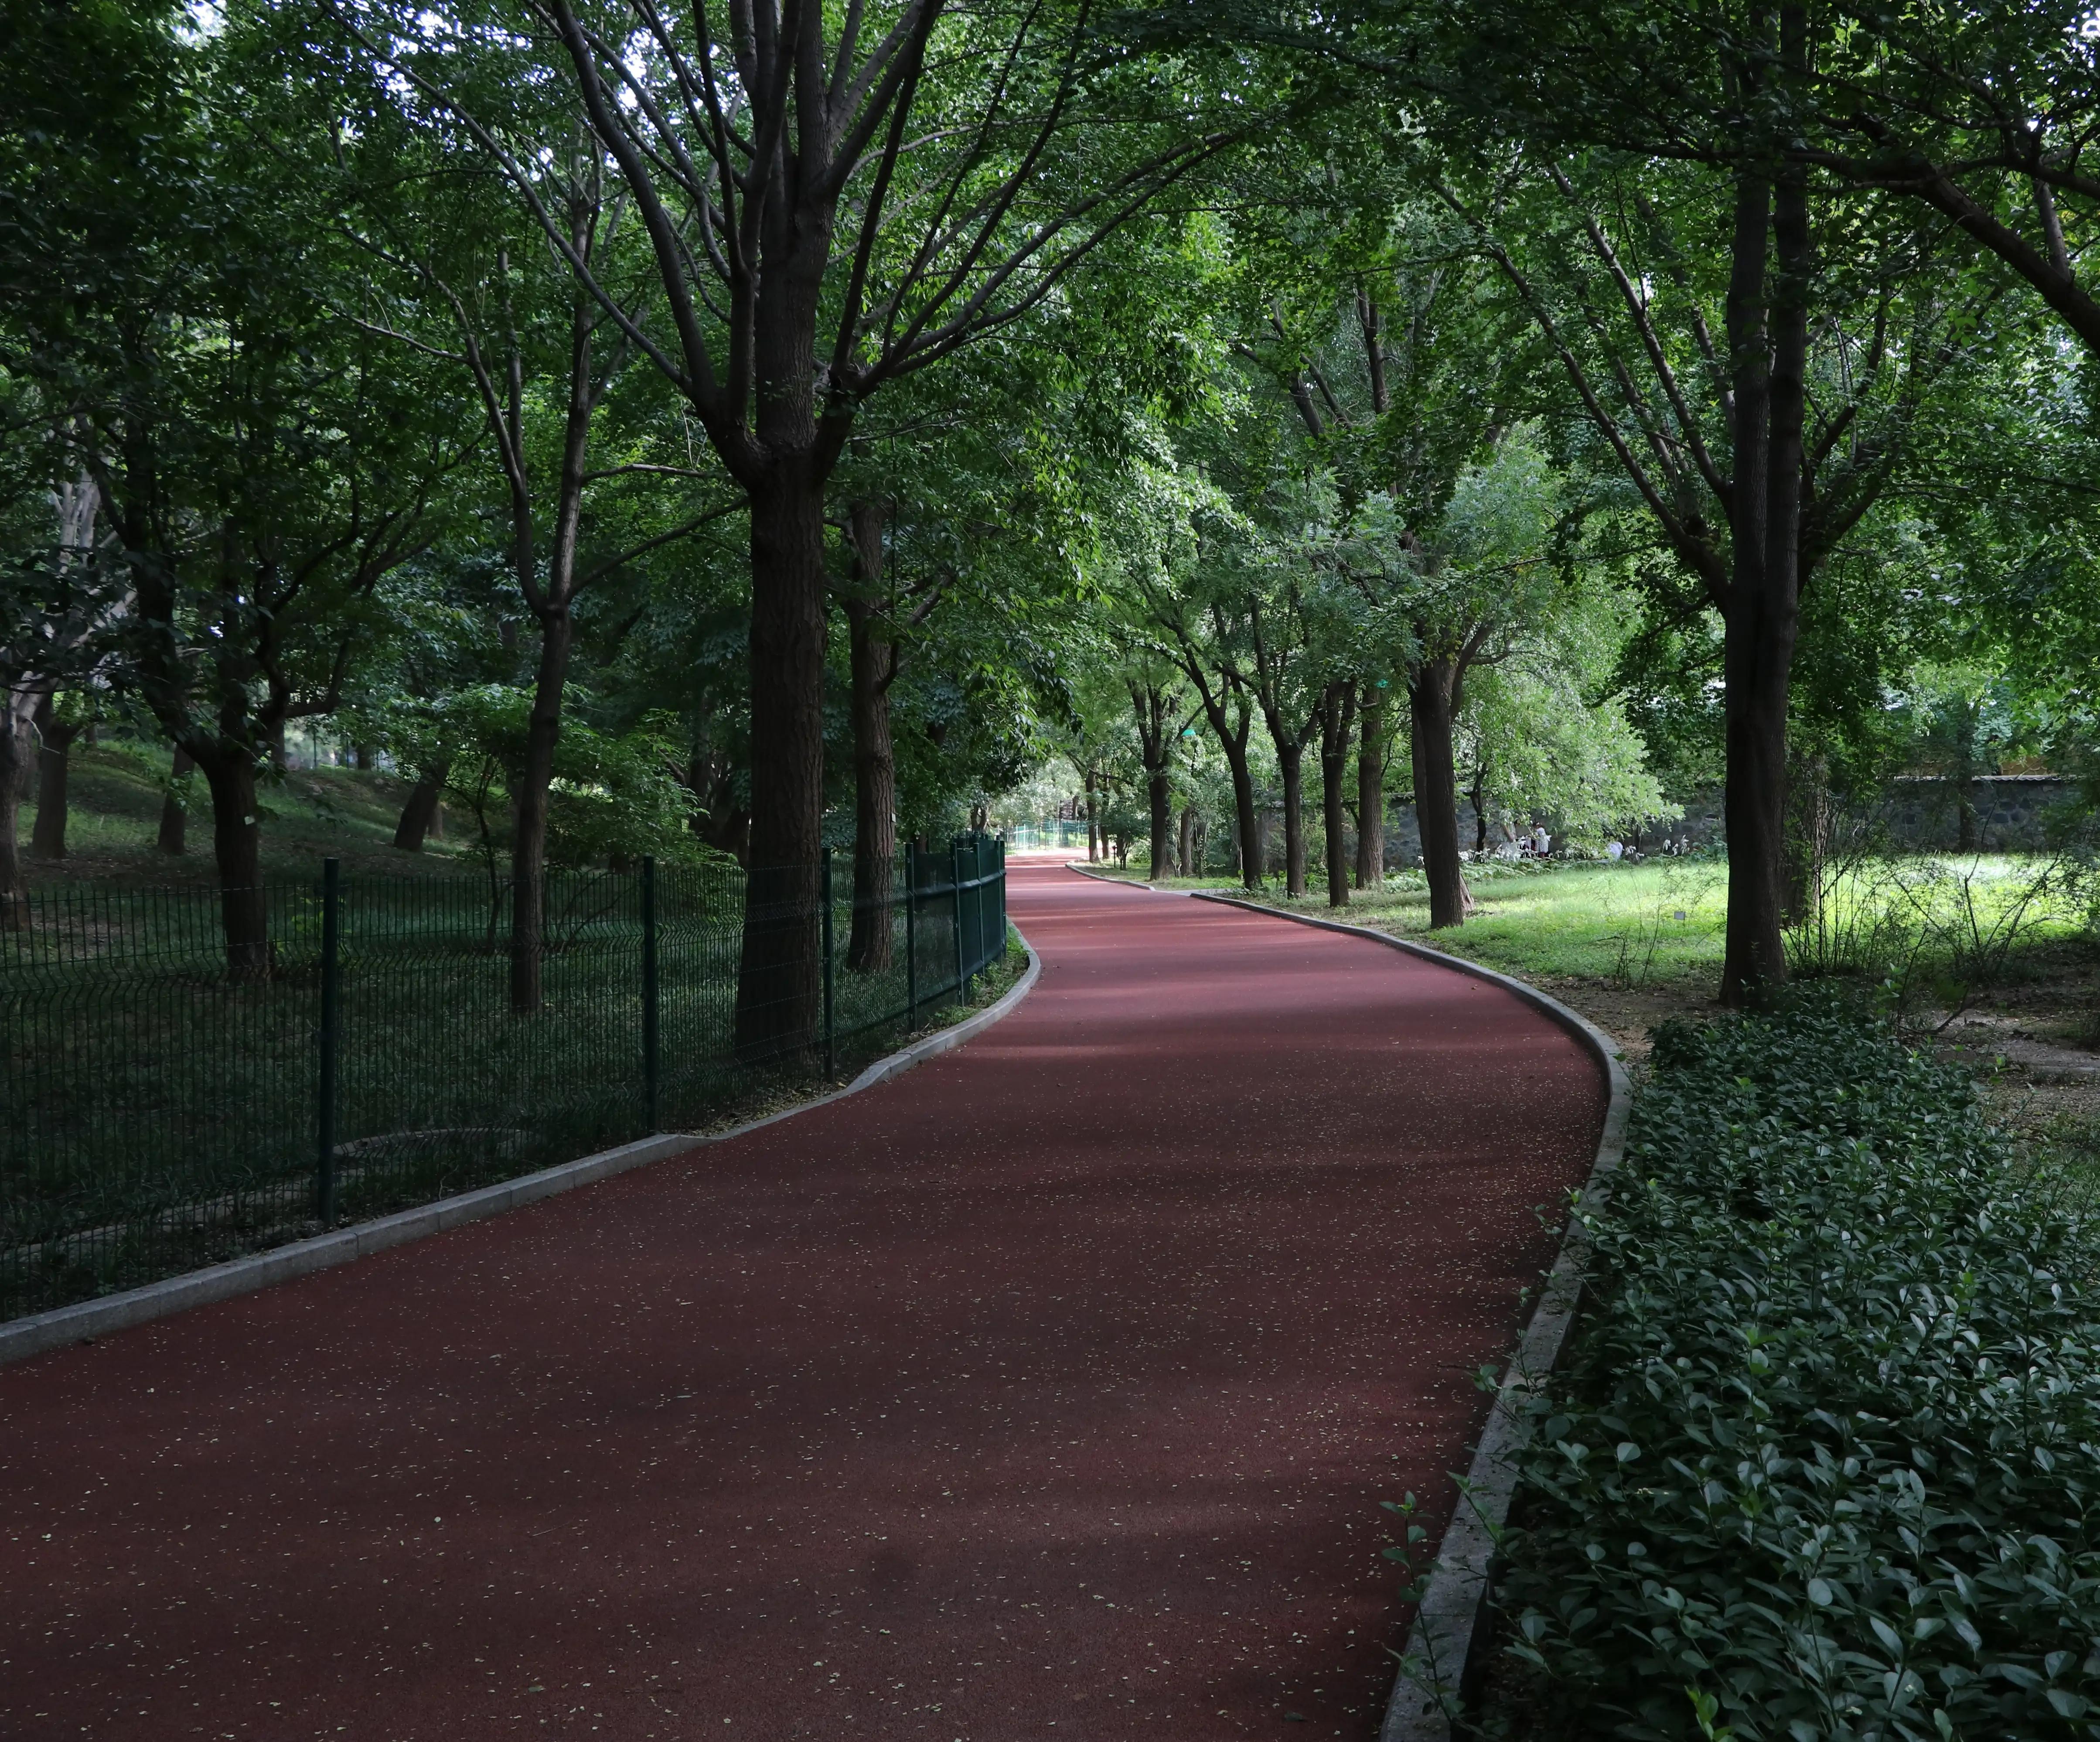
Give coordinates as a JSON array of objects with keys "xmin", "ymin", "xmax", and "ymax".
[{"xmin": 1495, "ymin": 998, "xmax": 2100, "ymax": 1740}]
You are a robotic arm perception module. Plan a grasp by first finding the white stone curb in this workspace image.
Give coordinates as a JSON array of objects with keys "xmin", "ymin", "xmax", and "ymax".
[
  {"xmin": 1183, "ymin": 893, "xmax": 1633, "ymax": 1742},
  {"xmin": 1, "ymin": 929, "xmax": 1041, "ymax": 1370}
]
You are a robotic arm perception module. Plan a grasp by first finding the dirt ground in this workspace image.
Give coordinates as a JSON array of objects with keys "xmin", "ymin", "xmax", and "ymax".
[{"xmin": 1534, "ymin": 955, "xmax": 2100, "ymax": 1191}]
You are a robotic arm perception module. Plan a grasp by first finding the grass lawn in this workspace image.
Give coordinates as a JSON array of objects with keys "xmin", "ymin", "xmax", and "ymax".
[
  {"xmin": 1074, "ymin": 852, "xmax": 2098, "ymax": 1057},
  {"xmin": 20, "ymin": 738, "xmax": 469, "ymax": 886}
]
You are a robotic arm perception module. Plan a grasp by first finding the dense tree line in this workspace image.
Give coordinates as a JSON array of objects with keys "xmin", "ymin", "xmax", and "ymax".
[{"xmin": 3, "ymin": 0, "xmax": 2097, "ymax": 1033}]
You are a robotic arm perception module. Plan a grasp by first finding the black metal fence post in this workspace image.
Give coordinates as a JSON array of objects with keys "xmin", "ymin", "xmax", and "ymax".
[
  {"xmin": 976, "ymin": 835, "xmax": 990, "ymax": 970},
  {"xmin": 952, "ymin": 840, "xmax": 967, "ymax": 1000},
  {"xmin": 316, "ymin": 857, "xmax": 341, "ymax": 1223},
  {"xmin": 905, "ymin": 843, "xmax": 918, "ymax": 1029},
  {"xmin": 641, "ymin": 855, "xmax": 659, "ymax": 1131},
  {"xmin": 821, "ymin": 847, "xmax": 835, "ymax": 1077}
]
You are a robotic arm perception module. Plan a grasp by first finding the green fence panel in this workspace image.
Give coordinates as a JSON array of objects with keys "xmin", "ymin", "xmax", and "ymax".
[{"xmin": 0, "ymin": 838, "xmax": 1006, "ymax": 1320}]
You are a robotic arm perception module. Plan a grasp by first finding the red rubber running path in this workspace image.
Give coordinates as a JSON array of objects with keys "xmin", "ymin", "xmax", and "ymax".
[{"xmin": 1, "ymin": 866, "xmax": 1603, "ymax": 1740}]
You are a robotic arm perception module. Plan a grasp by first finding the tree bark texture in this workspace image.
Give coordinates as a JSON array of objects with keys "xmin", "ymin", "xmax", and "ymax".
[
  {"xmin": 735, "ymin": 467, "xmax": 830, "ymax": 1061},
  {"xmin": 30, "ymin": 694, "xmax": 82, "ymax": 859},
  {"xmin": 1355, "ymin": 694, "xmax": 1384, "ymax": 889},
  {"xmin": 1320, "ymin": 680, "xmax": 1356, "ymax": 908},
  {"xmin": 0, "ymin": 693, "xmax": 30, "ymax": 928},
  {"xmin": 510, "ymin": 609, "xmax": 572, "ymax": 1015},
  {"xmin": 1718, "ymin": 141, "xmax": 1809, "ymax": 1008},
  {"xmin": 1277, "ymin": 748, "xmax": 1306, "ymax": 898},
  {"xmin": 158, "ymin": 746, "xmax": 193, "ymax": 855},
  {"xmin": 197, "ymin": 748, "xmax": 268, "ymax": 979},
  {"xmin": 393, "ymin": 765, "xmax": 449, "ymax": 852},
  {"xmin": 1410, "ymin": 659, "xmax": 1471, "ymax": 929},
  {"xmin": 1177, "ymin": 806, "xmax": 1194, "ymax": 879},
  {"xmin": 1127, "ymin": 680, "xmax": 1178, "ymax": 882},
  {"xmin": 845, "ymin": 502, "xmax": 896, "ymax": 973}
]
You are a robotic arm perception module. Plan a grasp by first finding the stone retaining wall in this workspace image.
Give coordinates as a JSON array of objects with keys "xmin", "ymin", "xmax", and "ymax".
[{"xmin": 1201, "ymin": 776, "xmax": 2083, "ymax": 874}]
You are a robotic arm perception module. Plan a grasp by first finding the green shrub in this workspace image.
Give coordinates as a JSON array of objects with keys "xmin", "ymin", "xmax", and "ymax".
[{"xmin": 1496, "ymin": 998, "xmax": 2100, "ymax": 1740}]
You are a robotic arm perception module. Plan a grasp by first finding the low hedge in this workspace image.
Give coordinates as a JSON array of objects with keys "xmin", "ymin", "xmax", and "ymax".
[{"xmin": 1493, "ymin": 1000, "xmax": 2100, "ymax": 1740}]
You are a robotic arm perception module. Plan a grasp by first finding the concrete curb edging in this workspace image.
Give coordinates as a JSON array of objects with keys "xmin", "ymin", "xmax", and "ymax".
[
  {"xmin": 0, "ymin": 930, "xmax": 1042, "ymax": 1371},
  {"xmin": 1060, "ymin": 860, "xmax": 1163, "ymax": 891},
  {"xmin": 1185, "ymin": 893, "xmax": 1633, "ymax": 1742}
]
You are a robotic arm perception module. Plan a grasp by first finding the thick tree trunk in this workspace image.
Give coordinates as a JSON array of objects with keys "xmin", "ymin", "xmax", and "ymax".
[
  {"xmin": 1355, "ymin": 694, "xmax": 1384, "ymax": 889},
  {"xmin": 1718, "ymin": 149, "xmax": 1808, "ymax": 1008},
  {"xmin": 1410, "ymin": 659, "xmax": 1471, "ymax": 929},
  {"xmin": 159, "ymin": 746, "xmax": 193, "ymax": 855},
  {"xmin": 197, "ymin": 747, "xmax": 268, "ymax": 980},
  {"xmin": 1278, "ymin": 746, "xmax": 1306, "ymax": 898},
  {"xmin": 393, "ymin": 764, "xmax": 450, "ymax": 852},
  {"xmin": 1227, "ymin": 751, "xmax": 1260, "ymax": 889},
  {"xmin": 30, "ymin": 695, "xmax": 82, "ymax": 859},
  {"xmin": 844, "ymin": 587, "xmax": 897, "ymax": 973},
  {"xmin": 0, "ymin": 694, "xmax": 29, "ymax": 928},
  {"xmin": 1320, "ymin": 681, "xmax": 1355, "ymax": 908},
  {"xmin": 510, "ymin": 609, "xmax": 572, "ymax": 1015},
  {"xmin": 1722, "ymin": 623, "xmax": 1793, "ymax": 1000},
  {"xmin": 1126, "ymin": 681, "xmax": 1178, "ymax": 882},
  {"xmin": 1147, "ymin": 770, "xmax": 1173, "ymax": 879},
  {"xmin": 736, "ymin": 468, "xmax": 830, "ymax": 1060}
]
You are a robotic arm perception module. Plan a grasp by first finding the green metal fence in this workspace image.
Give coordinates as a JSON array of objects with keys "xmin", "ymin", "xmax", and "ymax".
[{"xmin": 0, "ymin": 834, "xmax": 1009, "ymax": 1319}]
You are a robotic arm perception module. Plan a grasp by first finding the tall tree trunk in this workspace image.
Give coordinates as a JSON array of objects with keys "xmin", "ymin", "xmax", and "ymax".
[
  {"xmin": 1278, "ymin": 746, "xmax": 1306, "ymax": 897},
  {"xmin": 1355, "ymin": 693, "xmax": 1384, "ymax": 889},
  {"xmin": 510, "ymin": 609, "xmax": 572, "ymax": 1014},
  {"xmin": 1718, "ymin": 140, "xmax": 1808, "ymax": 1008},
  {"xmin": 197, "ymin": 747, "xmax": 268, "ymax": 979},
  {"xmin": 1410, "ymin": 658, "xmax": 1471, "ymax": 929},
  {"xmin": 1320, "ymin": 681, "xmax": 1356, "ymax": 908},
  {"xmin": 394, "ymin": 763, "xmax": 450, "ymax": 852},
  {"xmin": 1469, "ymin": 767, "xmax": 1490, "ymax": 854},
  {"xmin": 159, "ymin": 745, "xmax": 193, "ymax": 855},
  {"xmin": 30, "ymin": 694, "xmax": 82, "ymax": 859},
  {"xmin": 736, "ymin": 468, "xmax": 830, "ymax": 1061},
  {"xmin": 1148, "ymin": 769, "xmax": 1173, "ymax": 879},
  {"xmin": 1225, "ymin": 733, "xmax": 1259, "ymax": 890},
  {"xmin": 844, "ymin": 503, "xmax": 897, "ymax": 973},
  {"xmin": 1177, "ymin": 805, "xmax": 1193, "ymax": 879},
  {"xmin": 0, "ymin": 691, "xmax": 30, "ymax": 928},
  {"xmin": 1127, "ymin": 680, "xmax": 1177, "ymax": 882}
]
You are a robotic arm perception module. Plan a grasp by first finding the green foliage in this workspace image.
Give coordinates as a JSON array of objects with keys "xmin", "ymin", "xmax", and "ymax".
[
  {"xmin": 1498, "ymin": 999, "xmax": 2100, "ymax": 1739},
  {"xmin": 437, "ymin": 686, "xmax": 725, "ymax": 871}
]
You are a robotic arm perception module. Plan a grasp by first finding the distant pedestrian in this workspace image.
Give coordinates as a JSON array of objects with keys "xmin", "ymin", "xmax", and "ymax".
[{"xmin": 1532, "ymin": 826, "xmax": 1550, "ymax": 858}]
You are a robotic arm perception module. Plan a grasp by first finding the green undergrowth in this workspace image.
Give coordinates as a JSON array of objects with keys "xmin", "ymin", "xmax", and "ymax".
[{"xmin": 1484, "ymin": 997, "xmax": 2100, "ymax": 1739}]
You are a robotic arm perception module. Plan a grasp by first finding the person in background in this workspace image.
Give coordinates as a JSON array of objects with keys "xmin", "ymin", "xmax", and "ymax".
[{"xmin": 1532, "ymin": 824, "xmax": 1550, "ymax": 858}]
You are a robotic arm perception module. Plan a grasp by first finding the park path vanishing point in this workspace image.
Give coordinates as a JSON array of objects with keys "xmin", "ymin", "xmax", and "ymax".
[{"xmin": 0, "ymin": 864, "xmax": 1604, "ymax": 1741}]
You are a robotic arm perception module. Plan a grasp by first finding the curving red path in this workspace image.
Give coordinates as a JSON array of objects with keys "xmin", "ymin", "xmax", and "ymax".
[{"xmin": 0, "ymin": 866, "xmax": 1602, "ymax": 1741}]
